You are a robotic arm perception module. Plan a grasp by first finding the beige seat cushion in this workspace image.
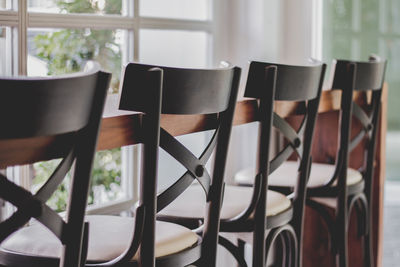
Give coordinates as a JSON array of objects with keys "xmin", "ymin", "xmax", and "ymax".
[
  {"xmin": 159, "ymin": 185, "xmax": 291, "ymax": 219},
  {"xmin": 235, "ymin": 161, "xmax": 362, "ymax": 188},
  {"xmin": 1, "ymin": 215, "xmax": 198, "ymax": 262}
]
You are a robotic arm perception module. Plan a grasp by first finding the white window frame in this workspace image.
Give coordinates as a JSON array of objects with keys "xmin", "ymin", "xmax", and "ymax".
[{"xmin": 0, "ymin": 0, "xmax": 217, "ymax": 215}]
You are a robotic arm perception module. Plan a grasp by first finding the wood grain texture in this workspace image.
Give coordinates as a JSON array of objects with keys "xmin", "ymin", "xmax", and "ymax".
[
  {"xmin": 97, "ymin": 90, "xmax": 346, "ymax": 151},
  {"xmin": 0, "ymin": 134, "xmax": 73, "ymax": 168}
]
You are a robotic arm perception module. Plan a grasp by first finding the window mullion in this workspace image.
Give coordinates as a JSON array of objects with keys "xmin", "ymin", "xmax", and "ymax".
[
  {"xmin": 28, "ymin": 12, "xmax": 136, "ymax": 29},
  {"xmin": 0, "ymin": 10, "xmax": 18, "ymax": 26},
  {"xmin": 134, "ymin": 0, "xmax": 139, "ymax": 61},
  {"xmin": 17, "ymin": 0, "xmax": 27, "ymax": 75},
  {"xmin": 139, "ymin": 17, "xmax": 213, "ymax": 32}
]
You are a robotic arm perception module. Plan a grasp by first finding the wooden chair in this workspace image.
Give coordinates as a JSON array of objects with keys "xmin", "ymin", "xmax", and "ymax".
[
  {"xmin": 237, "ymin": 57, "xmax": 387, "ymax": 267},
  {"xmin": 0, "ymin": 68, "xmax": 111, "ymax": 267},
  {"xmin": 119, "ymin": 62, "xmax": 240, "ymax": 267},
  {"xmin": 158, "ymin": 61, "xmax": 326, "ymax": 267}
]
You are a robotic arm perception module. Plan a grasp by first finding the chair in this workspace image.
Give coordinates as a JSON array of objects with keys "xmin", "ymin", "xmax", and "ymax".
[
  {"xmin": 158, "ymin": 61, "xmax": 326, "ymax": 267},
  {"xmin": 120, "ymin": 62, "xmax": 241, "ymax": 267},
  {"xmin": 0, "ymin": 68, "xmax": 111, "ymax": 267},
  {"xmin": 236, "ymin": 57, "xmax": 387, "ymax": 267}
]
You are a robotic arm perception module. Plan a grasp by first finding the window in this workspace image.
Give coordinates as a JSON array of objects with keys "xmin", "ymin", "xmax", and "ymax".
[
  {"xmin": 323, "ymin": 1, "xmax": 400, "ymax": 265},
  {"xmin": 0, "ymin": 0, "xmax": 214, "ymax": 214}
]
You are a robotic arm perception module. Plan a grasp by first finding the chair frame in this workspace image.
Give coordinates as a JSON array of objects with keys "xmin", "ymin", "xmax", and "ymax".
[
  {"xmin": 116, "ymin": 62, "xmax": 241, "ymax": 267},
  {"xmin": 295, "ymin": 58, "xmax": 386, "ymax": 267},
  {"xmin": 225, "ymin": 61, "xmax": 325, "ymax": 267},
  {"xmin": 159, "ymin": 61, "xmax": 326, "ymax": 267},
  {"xmin": 0, "ymin": 69, "xmax": 111, "ymax": 267}
]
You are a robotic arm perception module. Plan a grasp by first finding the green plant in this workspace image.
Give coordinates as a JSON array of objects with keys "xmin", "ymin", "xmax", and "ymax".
[
  {"xmin": 33, "ymin": 0, "xmax": 122, "ymax": 93},
  {"xmin": 31, "ymin": 0, "xmax": 123, "ymax": 212}
]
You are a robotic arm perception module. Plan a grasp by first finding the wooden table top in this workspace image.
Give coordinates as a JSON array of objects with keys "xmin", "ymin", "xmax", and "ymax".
[
  {"xmin": 97, "ymin": 90, "xmax": 343, "ymax": 150},
  {"xmin": 0, "ymin": 89, "xmax": 347, "ymax": 167}
]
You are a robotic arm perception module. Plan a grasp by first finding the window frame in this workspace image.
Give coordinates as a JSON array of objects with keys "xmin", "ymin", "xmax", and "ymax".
[{"xmin": 0, "ymin": 0, "xmax": 216, "ymax": 215}]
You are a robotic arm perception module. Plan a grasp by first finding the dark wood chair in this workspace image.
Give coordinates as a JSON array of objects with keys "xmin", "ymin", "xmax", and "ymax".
[
  {"xmin": 158, "ymin": 61, "xmax": 326, "ymax": 267},
  {"xmin": 304, "ymin": 58, "xmax": 386, "ymax": 267},
  {"xmin": 118, "ymin": 62, "xmax": 240, "ymax": 267},
  {"xmin": 0, "ymin": 68, "xmax": 111, "ymax": 267},
  {"xmin": 237, "ymin": 57, "xmax": 386, "ymax": 267}
]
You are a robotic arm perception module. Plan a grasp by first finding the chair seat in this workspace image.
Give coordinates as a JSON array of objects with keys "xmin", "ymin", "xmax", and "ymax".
[
  {"xmin": 235, "ymin": 161, "xmax": 363, "ymax": 188},
  {"xmin": 1, "ymin": 215, "xmax": 198, "ymax": 262},
  {"xmin": 159, "ymin": 185, "xmax": 291, "ymax": 220}
]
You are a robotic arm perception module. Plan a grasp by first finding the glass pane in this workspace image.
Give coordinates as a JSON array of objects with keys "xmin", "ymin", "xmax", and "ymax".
[
  {"xmin": 32, "ymin": 149, "xmax": 122, "ymax": 212},
  {"xmin": 27, "ymin": 27, "xmax": 125, "ymax": 210},
  {"xmin": 28, "ymin": 0, "xmax": 123, "ymax": 15},
  {"xmin": 0, "ymin": 0, "xmax": 7, "ymax": 10},
  {"xmin": 386, "ymin": 0, "xmax": 400, "ymax": 34},
  {"xmin": 330, "ymin": 35, "xmax": 354, "ymax": 59},
  {"xmin": 140, "ymin": 0, "xmax": 209, "ymax": 20},
  {"xmin": 382, "ymin": 38, "xmax": 400, "ymax": 130},
  {"xmin": 324, "ymin": 0, "xmax": 353, "ymax": 30},
  {"xmin": 361, "ymin": 0, "xmax": 379, "ymax": 32},
  {"xmin": 27, "ymin": 28, "xmax": 124, "ymax": 93},
  {"xmin": 139, "ymin": 29, "xmax": 208, "ymax": 67},
  {"xmin": 0, "ymin": 27, "xmax": 11, "ymax": 76}
]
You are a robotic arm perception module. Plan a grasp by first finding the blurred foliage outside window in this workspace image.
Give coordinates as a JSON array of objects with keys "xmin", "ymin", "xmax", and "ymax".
[
  {"xmin": 33, "ymin": 0, "xmax": 123, "ymax": 93},
  {"xmin": 31, "ymin": 0, "xmax": 123, "ymax": 212},
  {"xmin": 323, "ymin": 0, "xmax": 400, "ymax": 181},
  {"xmin": 323, "ymin": 0, "xmax": 400, "ymax": 130}
]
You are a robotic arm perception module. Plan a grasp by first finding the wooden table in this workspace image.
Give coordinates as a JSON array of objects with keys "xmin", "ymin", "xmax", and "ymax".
[{"xmin": 98, "ymin": 87, "xmax": 387, "ymax": 267}]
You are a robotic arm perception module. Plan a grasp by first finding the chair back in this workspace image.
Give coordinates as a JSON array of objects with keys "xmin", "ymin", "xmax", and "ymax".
[
  {"xmin": 0, "ymin": 69, "xmax": 111, "ymax": 267},
  {"xmin": 245, "ymin": 61, "xmax": 325, "ymax": 190},
  {"xmin": 244, "ymin": 61, "xmax": 325, "ymax": 240},
  {"xmin": 119, "ymin": 62, "xmax": 240, "ymax": 266},
  {"xmin": 330, "ymin": 57, "xmax": 386, "ymax": 195}
]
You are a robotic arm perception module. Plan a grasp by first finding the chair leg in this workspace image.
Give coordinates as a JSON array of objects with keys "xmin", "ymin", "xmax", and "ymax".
[
  {"xmin": 362, "ymin": 231, "xmax": 373, "ymax": 267},
  {"xmin": 356, "ymin": 196, "xmax": 374, "ymax": 267},
  {"xmin": 349, "ymin": 194, "xmax": 374, "ymax": 267},
  {"xmin": 336, "ymin": 215, "xmax": 349, "ymax": 267}
]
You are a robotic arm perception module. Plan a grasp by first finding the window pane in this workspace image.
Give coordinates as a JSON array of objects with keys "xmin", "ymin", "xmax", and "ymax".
[
  {"xmin": 382, "ymin": 38, "xmax": 400, "ymax": 130},
  {"xmin": 32, "ymin": 149, "xmax": 123, "ymax": 212},
  {"xmin": 0, "ymin": 0, "xmax": 7, "ymax": 10},
  {"xmin": 28, "ymin": 0, "xmax": 123, "ymax": 15},
  {"xmin": 140, "ymin": 0, "xmax": 209, "ymax": 20},
  {"xmin": 27, "ymin": 27, "xmax": 125, "ymax": 210},
  {"xmin": 0, "ymin": 27, "xmax": 11, "ymax": 76},
  {"xmin": 386, "ymin": 0, "xmax": 400, "ymax": 34},
  {"xmin": 324, "ymin": 0, "xmax": 353, "ymax": 30},
  {"xmin": 27, "ymin": 28, "xmax": 124, "ymax": 93},
  {"xmin": 140, "ymin": 29, "xmax": 208, "ymax": 67},
  {"xmin": 361, "ymin": 0, "xmax": 379, "ymax": 32}
]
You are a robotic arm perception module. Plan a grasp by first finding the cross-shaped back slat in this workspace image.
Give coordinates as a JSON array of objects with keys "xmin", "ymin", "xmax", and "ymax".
[
  {"xmin": 348, "ymin": 100, "xmax": 377, "ymax": 152},
  {"xmin": 0, "ymin": 155, "xmax": 73, "ymax": 242},
  {"xmin": 157, "ymin": 126, "xmax": 219, "ymax": 212},
  {"xmin": 269, "ymin": 113, "xmax": 307, "ymax": 173},
  {"xmin": 245, "ymin": 61, "xmax": 325, "ymax": 176},
  {"xmin": 331, "ymin": 59, "xmax": 386, "ymax": 174}
]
